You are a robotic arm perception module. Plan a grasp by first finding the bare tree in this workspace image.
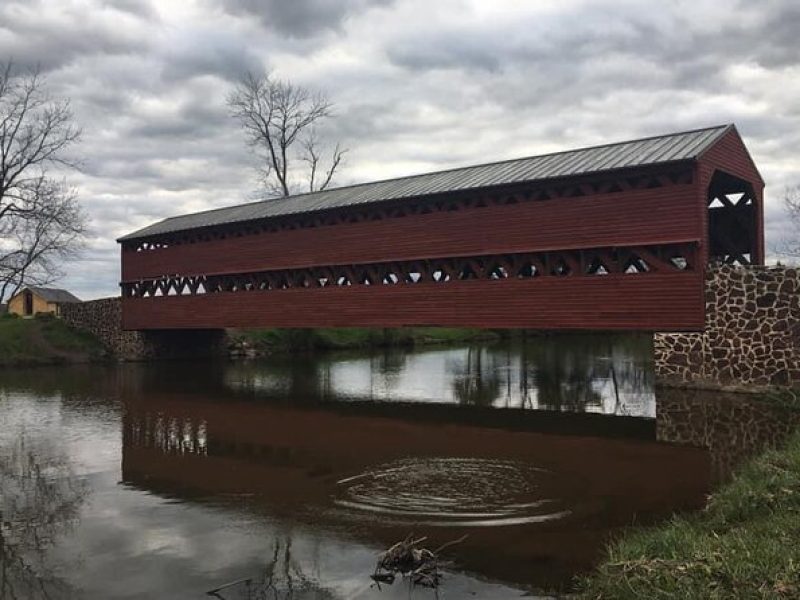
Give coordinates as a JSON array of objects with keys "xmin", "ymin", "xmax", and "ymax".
[
  {"xmin": 228, "ymin": 72, "xmax": 346, "ymax": 197},
  {"xmin": 0, "ymin": 429, "xmax": 87, "ymax": 599},
  {"xmin": 779, "ymin": 185, "xmax": 800, "ymax": 259},
  {"xmin": 0, "ymin": 61, "xmax": 85, "ymax": 304}
]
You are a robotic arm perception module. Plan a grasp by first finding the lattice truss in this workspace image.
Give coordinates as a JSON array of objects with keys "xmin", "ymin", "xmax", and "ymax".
[
  {"xmin": 124, "ymin": 169, "xmax": 694, "ymax": 253},
  {"xmin": 123, "ymin": 243, "xmax": 698, "ymax": 299}
]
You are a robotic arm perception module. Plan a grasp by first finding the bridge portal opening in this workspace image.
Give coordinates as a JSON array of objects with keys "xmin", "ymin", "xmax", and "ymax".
[{"xmin": 707, "ymin": 170, "xmax": 758, "ymax": 265}]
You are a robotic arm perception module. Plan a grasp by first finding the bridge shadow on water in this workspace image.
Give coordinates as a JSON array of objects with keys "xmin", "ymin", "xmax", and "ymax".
[{"xmin": 1, "ymin": 334, "xmax": 798, "ymax": 598}]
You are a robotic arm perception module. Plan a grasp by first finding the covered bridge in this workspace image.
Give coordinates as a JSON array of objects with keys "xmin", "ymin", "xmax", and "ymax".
[{"xmin": 118, "ymin": 124, "xmax": 763, "ymax": 331}]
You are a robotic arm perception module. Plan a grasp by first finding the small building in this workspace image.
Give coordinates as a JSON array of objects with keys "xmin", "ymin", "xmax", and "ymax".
[{"xmin": 7, "ymin": 286, "xmax": 81, "ymax": 318}]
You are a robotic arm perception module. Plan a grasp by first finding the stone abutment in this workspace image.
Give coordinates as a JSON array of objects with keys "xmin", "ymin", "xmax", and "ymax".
[
  {"xmin": 62, "ymin": 297, "xmax": 225, "ymax": 361},
  {"xmin": 655, "ymin": 264, "xmax": 800, "ymax": 390}
]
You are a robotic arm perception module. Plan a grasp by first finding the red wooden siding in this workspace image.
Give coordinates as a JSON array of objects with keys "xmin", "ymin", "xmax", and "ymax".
[
  {"xmin": 122, "ymin": 272, "xmax": 704, "ymax": 331},
  {"xmin": 119, "ymin": 128, "xmax": 766, "ymax": 333},
  {"xmin": 698, "ymin": 129, "xmax": 765, "ymax": 264},
  {"xmin": 699, "ymin": 129, "xmax": 764, "ymax": 187},
  {"xmin": 122, "ymin": 183, "xmax": 701, "ymax": 281}
]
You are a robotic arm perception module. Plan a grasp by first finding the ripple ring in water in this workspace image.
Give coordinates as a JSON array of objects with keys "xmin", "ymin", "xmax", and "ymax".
[{"xmin": 334, "ymin": 457, "xmax": 571, "ymax": 527}]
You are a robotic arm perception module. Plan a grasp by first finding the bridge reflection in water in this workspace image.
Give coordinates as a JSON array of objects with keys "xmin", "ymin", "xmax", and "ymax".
[
  {"xmin": 118, "ymin": 336, "xmax": 705, "ymax": 594},
  {"xmin": 121, "ymin": 395, "xmax": 710, "ymax": 593}
]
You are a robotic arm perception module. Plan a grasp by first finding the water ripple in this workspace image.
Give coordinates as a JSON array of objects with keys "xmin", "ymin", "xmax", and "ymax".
[{"xmin": 334, "ymin": 458, "xmax": 571, "ymax": 527}]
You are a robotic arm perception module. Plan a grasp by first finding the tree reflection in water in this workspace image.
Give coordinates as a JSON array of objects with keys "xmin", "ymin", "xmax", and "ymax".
[
  {"xmin": 0, "ymin": 428, "xmax": 87, "ymax": 599},
  {"xmin": 221, "ymin": 333, "xmax": 653, "ymax": 416},
  {"xmin": 208, "ymin": 535, "xmax": 340, "ymax": 600},
  {"xmin": 451, "ymin": 346, "xmax": 503, "ymax": 407},
  {"xmin": 451, "ymin": 335, "xmax": 653, "ymax": 414}
]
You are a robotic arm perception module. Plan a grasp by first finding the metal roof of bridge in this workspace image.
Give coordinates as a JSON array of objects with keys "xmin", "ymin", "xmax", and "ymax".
[{"xmin": 119, "ymin": 124, "xmax": 733, "ymax": 242}]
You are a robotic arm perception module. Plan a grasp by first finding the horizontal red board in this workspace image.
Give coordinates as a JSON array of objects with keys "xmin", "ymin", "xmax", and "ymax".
[
  {"xmin": 122, "ymin": 185, "xmax": 702, "ymax": 281},
  {"xmin": 699, "ymin": 129, "xmax": 763, "ymax": 186},
  {"xmin": 122, "ymin": 272, "xmax": 704, "ymax": 332}
]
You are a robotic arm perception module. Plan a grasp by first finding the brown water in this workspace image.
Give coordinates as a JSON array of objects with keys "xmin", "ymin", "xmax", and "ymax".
[{"xmin": 1, "ymin": 335, "xmax": 795, "ymax": 599}]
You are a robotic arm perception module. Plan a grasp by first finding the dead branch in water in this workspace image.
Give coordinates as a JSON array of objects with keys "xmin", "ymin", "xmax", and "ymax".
[{"xmin": 372, "ymin": 534, "xmax": 468, "ymax": 589}]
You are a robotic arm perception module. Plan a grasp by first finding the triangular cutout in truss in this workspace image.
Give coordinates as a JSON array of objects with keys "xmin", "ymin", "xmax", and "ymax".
[
  {"xmin": 488, "ymin": 264, "xmax": 507, "ymax": 279},
  {"xmin": 670, "ymin": 256, "xmax": 688, "ymax": 270},
  {"xmin": 551, "ymin": 260, "xmax": 571, "ymax": 276},
  {"xmin": 623, "ymin": 255, "xmax": 649, "ymax": 273},
  {"xmin": 726, "ymin": 192, "xmax": 745, "ymax": 205},
  {"xmin": 586, "ymin": 257, "xmax": 609, "ymax": 275},
  {"xmin": 516, "ymin": 263, "xmax": 535, "ymax": 278}
]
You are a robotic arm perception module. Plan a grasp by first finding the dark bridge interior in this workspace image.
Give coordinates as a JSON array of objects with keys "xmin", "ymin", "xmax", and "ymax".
[{"xmin": 707, "ymin": 170, "xmax": 759, "ymax": 265}]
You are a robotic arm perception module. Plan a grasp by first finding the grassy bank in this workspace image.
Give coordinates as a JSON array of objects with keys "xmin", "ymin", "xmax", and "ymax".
[
  {"xmin": 578, "ymin": 426, "xmax": 800, "ymax": 599},
  {"xmin": 230, "ymin": 327, "xmax": 502, "ymax": 353},
  {"xmin": 0, "ymin": 314, "xmax": 106, "ymax": 367}
]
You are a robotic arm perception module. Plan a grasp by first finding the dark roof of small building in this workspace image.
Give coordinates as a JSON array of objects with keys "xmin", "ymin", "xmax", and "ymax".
[
  {"xmin": 119, "ymin": 124, "xmax": 734, "ymax": 242},
  {"xmin": 23, "ymin": 286, "xmax": 82, "ymax": 304}
]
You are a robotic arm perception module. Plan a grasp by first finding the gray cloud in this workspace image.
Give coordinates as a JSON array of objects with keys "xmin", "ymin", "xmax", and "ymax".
[
  {"xmin": 0, "ymin": 1, "xmax": 152, "ymax": 72},
  {"xmin": 216, "ymin": 0, "xmax": 395, "ymax": 38},
  {"xmin": 104, "ymin": 0, "xmax": 158, "ymax": 19},
  {"xmin": 160, "ymin": 31, "xmax": 265, "ymax": 82},
  {"xmin": 384, "ymin": 0, "xmax": 800, "ymax": 96},
  {"xmin": 0, "ymin": 0, "xmax": 798, "ymax": 299}
]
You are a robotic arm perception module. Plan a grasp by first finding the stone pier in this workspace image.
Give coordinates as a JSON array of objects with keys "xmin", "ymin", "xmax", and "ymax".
[{"xmin": 655, "ymin": 264, "xmax": 800, "ymax": 390}]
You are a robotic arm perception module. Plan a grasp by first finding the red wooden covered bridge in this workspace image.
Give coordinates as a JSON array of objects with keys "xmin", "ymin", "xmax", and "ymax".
[{"xmin": 118, "ymin": 124, "xmax": 763, "ymax": 331}]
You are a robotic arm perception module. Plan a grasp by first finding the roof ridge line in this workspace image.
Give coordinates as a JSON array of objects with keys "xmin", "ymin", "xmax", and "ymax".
[
  {"xmin": 278, "ymin": 123, "xmax": 731, "ymax": 200},
  {"xmin": 144, "ymin": 124, "xmax": 731, "ymax": 227}
]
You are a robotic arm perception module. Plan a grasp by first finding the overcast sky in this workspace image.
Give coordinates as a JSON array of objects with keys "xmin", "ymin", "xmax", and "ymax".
[{"xmin": 2, "ymin": 0, "xmax": 798, "ymax": 299}]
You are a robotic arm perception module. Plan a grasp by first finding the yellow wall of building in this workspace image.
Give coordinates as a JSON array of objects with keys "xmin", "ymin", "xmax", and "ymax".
[
  {"xmin": 7, "ymin": 294, "xmax": 22, "ymax": 315},
  {"xmin": 7, "ymin": 292, "xmax": 58, "ymax": 317}
]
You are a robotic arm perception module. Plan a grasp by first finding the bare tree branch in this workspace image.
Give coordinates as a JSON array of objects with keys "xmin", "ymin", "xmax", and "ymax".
[
  {"xmin": 771, "ymin": 186, "xmax": 800, "ymax": 261},
  {"xmin": 0, "ymin": 61, "xmax": 85, "ymax": 304},
  {"xmin": 318, "ymin": 142, "xmax": 347, "ymax": 192},
  {"xmin": 228, "ymin": 71, "xmax": 346, "ymax": 197}
]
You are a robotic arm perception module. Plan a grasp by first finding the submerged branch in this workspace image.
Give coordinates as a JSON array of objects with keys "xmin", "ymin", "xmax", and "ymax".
[{"xmin": 372, "ymin": 533, "xmax": 468, "ymax": 589}]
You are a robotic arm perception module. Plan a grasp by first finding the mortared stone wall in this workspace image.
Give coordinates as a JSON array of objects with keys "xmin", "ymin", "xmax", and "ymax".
[{"xmin": 655, "ymin": 264, "xmax": 799, "ymax": 389}]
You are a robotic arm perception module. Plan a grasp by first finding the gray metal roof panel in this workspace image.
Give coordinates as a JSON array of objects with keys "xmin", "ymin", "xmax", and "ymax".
[
  {"xmin": 530, "ymin": 151, "xmax": 568, "ymax": 179},
  {"xmin": 683, "ymin": 128, "xmax": 722, "ymax": 158},
  {"xmin": 604, "ymin": 139, "xmax": 648, "ymax": 170},
  {"xmin": 636, "ymin": 135, "xmax": 678, "ymax": 164},
  {"xmin": 119, "ymin": 124, "xmax": 733, "ymax": 241},
  {"xmin": 669, "ymin": 130, "xmax": 707, "ymax": 158}
]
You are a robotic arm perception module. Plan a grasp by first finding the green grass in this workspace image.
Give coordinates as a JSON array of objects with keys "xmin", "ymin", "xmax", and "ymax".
[
  {"xmin": 231, "ymin": 327, "xmax": 502, "ymax": 353},
  {"xmin": 578, "ymin": 429, "xmax": 800, "ymax": 599},
  {"xmin": 0, "ymin": 314, "xmax": 106, "ymax": 367}
]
